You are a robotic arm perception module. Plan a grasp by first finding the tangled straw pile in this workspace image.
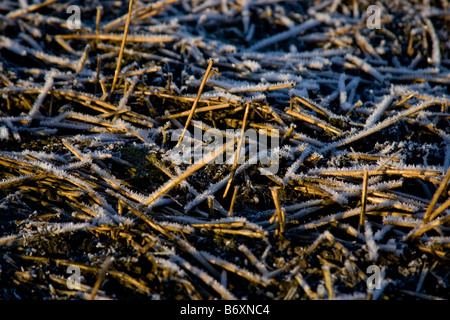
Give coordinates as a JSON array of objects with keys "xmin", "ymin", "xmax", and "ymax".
[{"xmin": 0, "ymin": 0, "xmax": 449, "ymax": 300}]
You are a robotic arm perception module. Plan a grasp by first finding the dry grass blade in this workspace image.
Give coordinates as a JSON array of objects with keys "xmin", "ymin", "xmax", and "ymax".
[
  {"xmin": 359, "ymin": 169, "xmax": 369, "ymax": 231},
  {"xmin": 95, "ymin": 6, "xmax": 103, "ymax": 38},
  {"xmin": 228, "ymin": 186, "xmax": 239, "ymax": 217},
  {"xmin": 428, "ymin": 198, "xmax": 450, "ymax": 221},
  {"xmin": 322, "ymin": 264, "xmax": 334, "ymax": 299},
  {"xmin": 422, "ymin": 166, "xmax": 450, "ymax": 225},
  {"xmin": 55, "ymin": 34, "xmax": 175, "ymax": 43},
  {"xmin": 171, "ymin": 256, "xmax": 236, "ymax": 300},
  {"xmin": 144, "ymin": 138, "xmax": 234, "ymax": 206},
  {"xmin": 6, "ymin": 0, "xmax": 58, "ymax": 19},
  {"xmin": 223, "ymin": 102, "xmax": 251, "ymax": 198},
  {"xmin": 110, "ymin": 0, "xmax": 135, "ymax": 97},
  {"xmin": 293, "ymin": 271, "xmax": 318, "ymax": 300},
  {"xmin": 285, "ymin": 108, "xmax": 342, "ymax": 135},
  {"xmin": 405, "ymin": 214, "xmax": 450, "ymax": 241},
  {"xmin": 176, "ymin": 59, "xmax": 214, "ymax": 147},
  {"xmin": 238, "ymin": 244, "xmax": 268, "ymax": 276},
  {"xmin": 314, "ymin": 168, "xmax": 442, "ymax": 179},
  {"xmin": 269, "ymin": 187, "xmax": 285, "ymax": 236},
  {"xmin": 76, "ymin": 45, "xmax": 91, "ymax": 74},
  {"xmin": 159, "ymin": 103, "xmax": 230, "ymax": 120},
  {"xmin": 121, "ymin": 200, "xmax": 171, "ymax": 238},
  {"xmin": 400, "ymin": 290, "xmax": 445, "ymax": 300},
  {"xmin": 200, "ymin": 251, "xmax": 269, "ymax": 286},
  {"xmin": 210, "ymin": 228, "xmax": 267, "ymax": 239},
  {"xmin": 292, "ymin": 96, "xmax": 335, "ymax": 119},
  {"xmin": 89, "ymin": 257, "xmax": 114, "ymax": 300}
]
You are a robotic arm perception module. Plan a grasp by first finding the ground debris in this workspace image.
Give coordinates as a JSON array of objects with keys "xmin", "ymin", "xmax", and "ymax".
[{"xmin": 0, "ymin": 0, "xmax": 449, "ymax": 300}]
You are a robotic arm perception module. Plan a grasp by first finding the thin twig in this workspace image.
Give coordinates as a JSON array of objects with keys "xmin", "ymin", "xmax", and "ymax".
[
  {"xmin": 359, "ymin": 169, "xmax": 369, "ymax": 231},
  {"xmin": 422, "ymin": 166, "xmax": 450, "ymax": 225},
  {"xmin": 88, "ymin": 257, "xmax": 114, "ymax": 300},
  {"xmin": 223, "ymin": 102, "xmax": 251, "ymax": 198},
  {"xmin": 228, "ymin": 186, "xmax": 239, "ymax": 217},
  {"xmin": 7, "ymin": 0, "xmax": 59, "ymax": 19},
  {"xmin": 176, "ymin": 59, "xmax": 214, "ymax": 147},
  {"xmin": 110, "ymin": 0, "xmax": 135, "ymax": 97}
]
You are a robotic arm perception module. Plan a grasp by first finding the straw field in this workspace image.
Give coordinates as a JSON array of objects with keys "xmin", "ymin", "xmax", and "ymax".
[{"xmin": 0, "ymin": 0, "xmax": 449, "ymax": 300}]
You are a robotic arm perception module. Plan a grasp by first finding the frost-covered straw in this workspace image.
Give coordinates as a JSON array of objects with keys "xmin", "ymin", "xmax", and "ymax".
[
  {"xmin": 421, "ymin": 165, "xmax": 450, "ymax": 224},
  {"xmin": 359, "ymin": 169, "xmax": 369, "ymax": 231},
  {"xmin": 345, "ymin": 54, "xmax": 385, "ymax": 82},
  {"xmin": 7, "ymin": 0, "xmax": 58, "ymax": 19},
  {"xmin": 27, "ymin": 72, "xmax": 54, "ymax": 124},
  {"xmin": 76, "ymin": 44, "xmax": 91, "ymax": 74},
  {"xmin": 176, "ymin": 58, "xmax": 214, "ymax": 148},
  {"xmin": 170, "ymin": 255, "xmax": 237, "ymax": 300},
  {"xmin": 249, "ymin": 19, "xmax": 321, "ymax": 51},
  {"xmin": 110, "ymin": 0, "xmax": 134, "ymax": 96},
  {"xmin": 325, "ymin": 100, "xmax": 437, "ymax": 152},
  {"xmin": 223, "ymin": 102, "xmax": 251, "ymax": 198},
  {"xmin": 423, "ymin": 18, "xmax": 441, "ymax": 68},
  {"xmin": 144, "ymin": 138, "xmax": 235, "ymax": 206}
]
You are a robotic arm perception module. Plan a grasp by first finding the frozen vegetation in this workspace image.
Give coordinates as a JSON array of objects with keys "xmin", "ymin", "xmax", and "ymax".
[{"xmin": 0, "ymin": 0, "xmax": 449, "ymax": 300}]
